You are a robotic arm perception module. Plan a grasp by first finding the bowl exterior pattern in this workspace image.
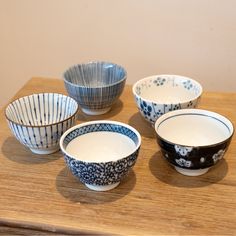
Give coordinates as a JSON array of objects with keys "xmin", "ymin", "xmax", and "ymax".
[
  {"xmin": 156, "ymin": 137, "xmax": 232, "ymax": 170},
  {"xmin": 8, "ymin": 118, "xmax": 77, "ymax": 151},
  {"xmin": 64, "ymin": 81, "xmax": 125, "ymax": 110},
  {"xmin": 6, "ymin": 93, "xmax": 78, "ymax": 152},
  {"xmin": 64, "ymin": 150, "xmax": 139, "ymax": 186},
  {"xmin": 63, "ymin": 61, "xmax": 126, "ymax": 111},
  {"xmin": 62, "ymin": 123, "xmax": 140, "ymax": 186},
  {"xmin": 133, "ymin": 76, "xmax": 201, "ymax": 125}
]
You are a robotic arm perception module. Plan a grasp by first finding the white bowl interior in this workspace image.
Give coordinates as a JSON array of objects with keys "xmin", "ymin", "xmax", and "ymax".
[
  {"xmin": 134, "ymin": 75, "xmax": 202, "ymax": 103},
  {"xmin": 155, "ymin": 109, "xmax": 233, "ymax": 146},
  {"xmin": 61, "ymin": 121, "xmax": 141, "ymax": 163},
  {"xmin": 64, "ymin": 62, "xmax": 126, "ymax": 88},
  {"xmin": 66, "ymin": 131, "xmax": 136, "ymax": 162},
  {"xmin": 6, "ymin": 93, "xmax": 78, "ymax": 126}
]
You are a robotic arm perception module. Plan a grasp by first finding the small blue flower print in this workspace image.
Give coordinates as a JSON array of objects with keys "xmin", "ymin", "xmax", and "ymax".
[
  {"xmin": 183, "ymin": 80, "xmax": 193, "ymax": 90},
  {"xmin": 169, "ymin": 104, "xmax": 181, "ymax": 111},
  {"xmin": 156, "ymin": 109, "xmax": 163, "ymax": 117},
  {"xmin": 136, "ymin": 86, "xmax": 141, "ymax": 95},
  {"xmin": 140, "ymin": 101, "xmax": 152, "ymax": 116},
  {"xmin": 173, "ymin": 104, "xmax": 181, "ymax": 110},
  {"xmin": 187, "ymin": 101, "xmax": 193, "ymax": 107},
  {"xmin": 153, "ymin": 77, "xmax": 166, "ymax": 86}
]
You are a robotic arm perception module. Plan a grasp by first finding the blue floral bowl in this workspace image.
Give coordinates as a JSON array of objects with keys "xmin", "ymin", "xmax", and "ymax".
[
  {"xmin": 60, "ymin": 120, "xmax": 141, "ymax": 191},
  {"xmin": 5, "ymin": 93, "xmax": 79, "ymax": 154},
  {"xmin": 132, "ymin": 75, "xmax": 202, "ymax": 126},
  {"xmin": 154, "ymin": 109, "xmax": 234, "ymax": 176},
  {"xmin": 63, "ymin": 61, "xmax": 126, "ymax": 115}
]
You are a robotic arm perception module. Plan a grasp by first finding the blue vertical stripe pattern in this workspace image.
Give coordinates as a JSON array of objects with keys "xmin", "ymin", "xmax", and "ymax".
[
  {"xmin": 63, "ymin": 61, "xmax": 126, "ymax": 111},
  {"xmin": 5, "ymin": 93, "xmax": 79, "ymax": 152}
]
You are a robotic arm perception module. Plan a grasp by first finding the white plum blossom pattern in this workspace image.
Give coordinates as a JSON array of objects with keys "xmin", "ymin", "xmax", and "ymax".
[
  {"xmin": 212, "ymin": 149, "xmax": 226, "ymax": 163},
  {"xmin": 175, "ymin": 158, "xmax": 192, "ymax": 168},
  {"xmin": 200, "ymin": 157, "xmax": 206, "ymax": 163},
  {"xmin": 174, "ymin": 145, "xmax": 193, "ymax": 156}
]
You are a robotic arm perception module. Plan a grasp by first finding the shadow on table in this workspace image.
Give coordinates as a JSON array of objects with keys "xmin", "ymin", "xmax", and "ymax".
[
  {"xmin": 56, "ymin": 167, "xmax": 136, "ymax": 204},
  {"xmin": 149, "ymin": 151, "xmax": 228, "ymax": 188},
  {"xmin": 76, "ymin": 99, "xmax": 124, "ymax": 122},
  {"xmin": 128, "ymin": 112, "xmax": 155, "ymax": 139},
  {"xmin": 1, "ymin": 136, "xmax": 61, "ymax": 164}
]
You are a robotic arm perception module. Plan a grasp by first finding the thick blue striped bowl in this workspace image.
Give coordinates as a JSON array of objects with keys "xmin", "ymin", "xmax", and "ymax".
[
  {"xmin": 63, "ymin": 61, "xmax": 126, "ymax": 115},
  {"xmin": 5, "ymin": 93, "xmax": 79, "ymax": 155}
]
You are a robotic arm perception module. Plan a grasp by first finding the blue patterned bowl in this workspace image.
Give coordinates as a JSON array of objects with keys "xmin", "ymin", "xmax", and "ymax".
[
  {"xmin": 60, "ymin": 120, "xmax": 141, "ymax": 191},
  {"xmin": 63, "ymin": 61, "xmax": 126, "ymax": 115},
  {"xmin": 133, "ymin": 75, "xmax": 202, "ymax": 126},
  {"xmin": 5, "ymin": 93, "xmax": 79, "ymax": 154},
  {"xmin": 155, "ymin": 109, "xmax": 234, "ymax": 176}
]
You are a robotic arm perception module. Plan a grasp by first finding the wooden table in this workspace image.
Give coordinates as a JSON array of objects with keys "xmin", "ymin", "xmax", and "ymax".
[{"xmin": 0, "ymin": 77, "xmax": 235, "ymax": 235}]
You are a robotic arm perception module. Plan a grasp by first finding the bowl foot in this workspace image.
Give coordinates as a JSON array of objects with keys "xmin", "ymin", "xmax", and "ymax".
[
  {"xmin": 174, "ymin": 166, "xmax": 209, "ymax": 176},
  {"xmin": 30, "ymin": 147, "xmax": 59, "ymax": 155},
  {"xmin": 81, "ymin": 107, "xmax": 111, "ymax": 115},
  {"xmin": 85, "ymin": 182, "xmax": 120, "ymax": 191}
]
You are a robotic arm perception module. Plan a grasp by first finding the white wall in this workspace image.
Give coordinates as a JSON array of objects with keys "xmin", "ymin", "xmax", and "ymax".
[{"xmin": 1, "ymin": 0, "xmax": 236, "ymax": 107}]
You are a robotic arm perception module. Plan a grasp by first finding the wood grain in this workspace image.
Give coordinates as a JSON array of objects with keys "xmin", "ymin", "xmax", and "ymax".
[{"xmin": 0, "ymin": 77, "xmax": 235, "ymax": 235}]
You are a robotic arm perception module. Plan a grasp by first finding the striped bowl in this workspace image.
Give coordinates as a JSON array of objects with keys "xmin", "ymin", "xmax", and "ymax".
[
  {"xmin": 63, "ymin": 61, "xmax": 127, "ymax": 115},
  {"xmin": 5, "ymin": 93, "xmax": 79, "ymax": 155}
]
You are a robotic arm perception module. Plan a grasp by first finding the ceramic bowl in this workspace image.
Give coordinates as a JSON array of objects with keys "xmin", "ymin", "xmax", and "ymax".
[
  {"xmin": 63, "ymin": 61, "xmax": 126, "ymax": 115},
  {"xmin": 5, "ymin": 93, "xmax": 79, "ymax": 154},
  {"xmin": 132, "ymin": 75, "xmax": 202, "ymax": 125},
  {"xmin": 60, "ymin": 120, "xmax": 141, "ymax": 191},
  {"xmin": 154, "ymin": 109, "xmax": 234, "ymax": 176}
]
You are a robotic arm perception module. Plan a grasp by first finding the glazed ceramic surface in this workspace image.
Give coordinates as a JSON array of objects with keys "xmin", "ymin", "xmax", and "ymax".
[
  {"xmin": 63, "ymin": 61, "xmax": 126, "ymax": 115},
  {"xmin": 155, "ymin": 109, "xmax": 234, "ymax": 176},
  {"xmin": 133, "ymin": 75, "xmax": 202, "ymax": 125},
  {"xmin": 60, "ymin": 120, "xmax": 141, "ymax": 191},
  {"xmin": 5, "ymin": 93, "xmax": 78, "ymax": 154}
]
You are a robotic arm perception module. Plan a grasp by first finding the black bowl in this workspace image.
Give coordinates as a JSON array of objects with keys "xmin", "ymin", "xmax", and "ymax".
[{"xmin": 154, "ymin": 109, "xmax": 234, "ymax": 176}]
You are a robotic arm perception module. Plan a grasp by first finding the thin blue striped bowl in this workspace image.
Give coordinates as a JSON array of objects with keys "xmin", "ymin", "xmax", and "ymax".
[
  {"xmin": 5, "ymin": 93, "xmax": 79, "ymax": 155},
  {"xmin": 63, "ymin": 61, "xmax": 127, "ymax": 115}
]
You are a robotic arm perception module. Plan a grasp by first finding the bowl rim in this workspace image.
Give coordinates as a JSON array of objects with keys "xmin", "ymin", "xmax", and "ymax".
[
  {"xmin": 132, "ymin": 74, "xmax": 203, "ymax": 105},
  {"xmin": 154, "ymin": 108, "xmax": 234, "ymax": 148},
  {"xmin": 63, "ymin": 61, "xmax": 127, "ymax": 89},
  {"xmin": 5, "ymin": 93, "xmax": 79, "ymax": 128},
  {"xmin": 60, "ymin": 120, "xmax": 141, "ymax": 163}
]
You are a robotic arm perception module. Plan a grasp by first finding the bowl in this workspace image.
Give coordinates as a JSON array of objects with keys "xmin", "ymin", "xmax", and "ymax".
[
  {"xmin": 154, "ymin": 109, "xmax": 234, "ymax": 176},
  {"xmin": 5, "ymin": 93, "xmax": 79, "ymax": 154},
  {"xmin": 132, "ymin": 75, "xmax": 202, "ymax": 125},
  {"xmin": 60, "ymin": 120, "xmax": 141, "ymax": 191},
  {"xmin": 63, "ymin": 61, "xmax": 127, "ymax": 115}
]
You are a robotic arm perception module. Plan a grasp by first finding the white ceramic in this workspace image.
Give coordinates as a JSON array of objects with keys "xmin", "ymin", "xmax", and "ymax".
[
  {"xmin": 155, "ymin": 109, "xmax": 234, "ymax": 176},
  {"xmin": 133, "ymin": 75, "xmax": 202, "ymax": 125},
  {"xmin": 5, "ymin": 93, "xmax": 79, "ymax": 154},
  {"xmin": 60, "ymin": 120, "xmax": 141, "ymax": 191}
]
